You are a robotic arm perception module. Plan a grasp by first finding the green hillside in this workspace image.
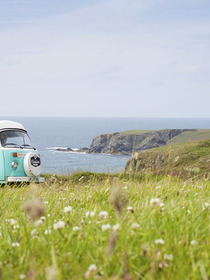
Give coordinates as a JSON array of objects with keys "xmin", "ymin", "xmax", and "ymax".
[
  {"xmin": 171, "ymin": 129, "xmax": 210, "ymax": 143},
  {"xmin": 125, "ymin": 139, "xmax": 210, "ymax": 177}
]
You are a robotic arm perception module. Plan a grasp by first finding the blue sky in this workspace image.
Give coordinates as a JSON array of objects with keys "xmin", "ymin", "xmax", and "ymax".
[{"xmin": 0, "ymin": 0, "xmax": 210, "ymax": 117}]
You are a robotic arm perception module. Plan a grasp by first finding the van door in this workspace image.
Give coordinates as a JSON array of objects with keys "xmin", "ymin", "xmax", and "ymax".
[{"xmin": 0, "ymin": 150, "xmax": 5, "ymax": 182}]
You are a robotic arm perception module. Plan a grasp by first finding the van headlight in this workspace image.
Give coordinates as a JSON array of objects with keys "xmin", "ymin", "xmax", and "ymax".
[{"xmin": 12, "ymin": 161, "xmax": 18, "ymax": 170}]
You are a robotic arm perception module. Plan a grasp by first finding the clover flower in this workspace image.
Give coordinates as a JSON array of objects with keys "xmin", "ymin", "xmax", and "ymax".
[
  {"xmin": 64, "ymin": 206, "xmax": 72, "ymax": 213},
  {"xmin": 40, "ymin": 216, "xmax": 46, "ymax": 222},
  {"xmin": 86, "ymin": 211, "xmax": 95, "ymax": 218},
  {"xmin": 72, "ymin": 226, "xmax": 80, "ymax": 232},
  {"xmin": 53, "ymin": 221, "xmax": 65, "ymax": 230},
  {"xmin": 98, "ymin": 211, "xmax": 108, "ymax": 219},
  {"xmin": 34, "ymin": 219, "xmax": 43, "ymax": 227},
  {"xmin": 159, "ymin": 261, "xmax": 169, "ymax": 269},
  {"xmin": 155, "ymin": 239, "xmax": 165, "ymax": 245},
  {"xmin": 12, "ymin": 242, "xmax": 20, "ymax": 247},
  {"xmin": 44, "ymin": 229, "xmax": 52, "ymax": 235},
  {"xmin": 131, "ymin": 223, "xmax": 140, "ymax": 229},
  {"xmin": 127, "ymin": 206, "xmax": 134, "ymax": 213},
  {"xmin": 6, "ymin": 218, "xmax": 17, "ymax": 225},
  {"xmin": 113, "ymin": 223, "xmax": 120, "ymax": 231},
  {"xmin": 150, "ymin": 198, "xmax": 160, "ymax": 207},
  {"xmin": 102, "ymin": 223, "xmax": 111, "ymax": 231},
  {"xmin": 85, "ymin": 264, "xmax": 97, "ymax": 278},
  {"xmin": 13, "ymin": 224, "xmax": 20, "ymax": 230},
  {"xmin": 31, "ymin": 229, "xmax": 37, "ymax": 237},
  {"xmin": 164, "ymin": 254, "xmax": 173, "ymax": 261},
  {"xmin": 190, "ymin": 240, "xmax": 198, "ymax": 246}
]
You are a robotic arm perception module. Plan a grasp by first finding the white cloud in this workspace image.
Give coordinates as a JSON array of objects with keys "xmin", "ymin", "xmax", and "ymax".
[{"xmin": 0, "ymin": 0, "xmax": 209, "ymax": 117}]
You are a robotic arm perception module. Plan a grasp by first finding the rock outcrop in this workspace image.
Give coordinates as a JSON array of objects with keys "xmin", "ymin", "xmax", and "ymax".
[{"xmin": 85, "ymin": 129, "xmax": 196, "ymax": 155}]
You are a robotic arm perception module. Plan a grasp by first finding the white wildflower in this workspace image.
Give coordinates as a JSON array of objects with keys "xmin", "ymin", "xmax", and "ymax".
[
  {"xmin": 6, "ymin": 218, "xmax": 17, "ymax": 225},
  {"xmin": 159, "ymin": 261, "xmax": 169, "ymax": 269},
  {"xmin": 190, "ymin": 240, "xmax": 198, "ymax": 246},
  {"xmin": 85, "ymin": 210, "xmax": 95, "ymax": 218},
  {"xmin": 155, "ymin": 239, "xmax": 165, "ymax": 245},
  {"xmin": 155, "ymin": 186, "xmax": 161, "ymax": 190},
  {"xmin": 131, "ymin": 223, "xmax": 140, "ymax": 229},
  {"xmin": 13, "ymin": 224, "xmax": 20, "ymax": 230},
  {"xmin": 150, "ymin": 198, "xmax": 160, "ymax": 207},
  {"xmin": 44, "ymin": 201, "xmax": 48, "ymax": 205},
  {"xmin": 123, "ymin": 186, "xmax": 128, "ymax": 190},
  {"xmin": 204, "ymin": 202, "xmax": 209, "ymax": 207},
  {"xmin": 85, "ymin": 264, "xmax": 97, "ymax": 278},
  {"xmin": 31, "ymin": 229, "xmax": 37, "ymax": 237},
  {"xmin": 34, "ymin": 219, "xmax": 43, "ymax": 227},
  {"xmin": 187, "ymin": 210, "xmax": 191, "ymax": 214},
  {"xmin": 12, "ymin": 242, "xmax": 20, "ymax": 247},
  {"xmin": 64, "ymin": 206, "xmax": 72, "ymax": 213},
  {"xmin": 44, "ymin": 229, "xmax": 52, "ymax": 235},
  {"xmin": 53, "ymin": 221, "xmax": 65, "ymax": 230},
  {"xmin": 113, "ymin": 223, "xmax": 120, "ymax": 231},
  {"xmin": 19, "ymin": 274, "xmax": 26, "ymax": 279},
  {"xmin": 40, "ymin": 216, "xmax": 46, "ymax": 222},
  {"xmin": 127, "ymin": 206, "xmax": 134, "ymax": 212},
  {"xmin": 90, "ymin": 211, "xmax": 95, "ymax": 217},
  {"xmin": 164, "ymin": 254, "xmax": 173, "ymax": 261},
  {"xmin": 98, "ymin": 211, "xmax": 108, "ymax": 219},
  {"xmin": 72, "ymin": 226, "xmax": 80, "ymax": 232},
  {"xmin": 102, "ymin": 223, "xmax": 111, "ymax": 231}
]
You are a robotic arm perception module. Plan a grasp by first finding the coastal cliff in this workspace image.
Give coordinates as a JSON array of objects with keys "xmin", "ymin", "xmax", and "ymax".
[
  {"xmin": 125, "ymin": 139, "xmax": 210, "ymax": 176},
  {"xmin": 54, "ymin": 128, "xmax": 210, "ymax": 155},
  {"xmin": 84, "ymin": 129, "xmax": 196, "ymax": 154}
]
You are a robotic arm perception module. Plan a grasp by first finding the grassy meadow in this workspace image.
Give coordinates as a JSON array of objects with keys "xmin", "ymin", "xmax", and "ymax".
[{"xmin": 0, "ymin": 173, "xmax": 209, "ymax": 280}]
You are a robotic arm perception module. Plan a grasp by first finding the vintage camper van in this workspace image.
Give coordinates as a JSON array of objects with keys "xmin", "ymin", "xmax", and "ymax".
[{"xmin": 0, "ymin": 120, "xmax": 44, "ymax": 183}]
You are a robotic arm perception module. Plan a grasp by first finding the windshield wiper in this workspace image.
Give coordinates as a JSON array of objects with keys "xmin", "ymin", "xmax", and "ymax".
[
  {"xmin": 21, "ymin": 144, "xmax": 36, "ymax": 150},
  {"xmin": 4, "ymin": 143, "xmax": 23, "ymax": 149}
]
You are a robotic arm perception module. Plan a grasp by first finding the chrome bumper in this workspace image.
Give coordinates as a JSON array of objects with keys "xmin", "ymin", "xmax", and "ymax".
[{"xmin": 7, "ymin": 177, "xmax": 45, "ymax": 183}]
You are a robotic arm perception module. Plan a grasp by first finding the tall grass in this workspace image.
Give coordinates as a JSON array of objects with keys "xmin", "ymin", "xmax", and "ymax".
[{"xmin": 0, "ymin": 173, "xmax": 209, "ymax": 279}]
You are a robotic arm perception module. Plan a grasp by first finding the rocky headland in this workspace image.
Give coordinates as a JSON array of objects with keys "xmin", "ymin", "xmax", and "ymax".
[
  {"xmin": 84, "ymin": 129, "xmax": 196, "ymax": 154},
  {"xmin": 54, "ymin": 128, "xmax": 210, "ymax": 155},
  {"xmin": 53, "ymin": 128, "xmax": 210, "ymax": 155}
]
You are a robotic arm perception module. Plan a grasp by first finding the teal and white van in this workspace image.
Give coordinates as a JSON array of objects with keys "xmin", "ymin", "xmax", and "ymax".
[{"xmin": 0, "ymin": 120, "xmax": 44, "ymax": 184}]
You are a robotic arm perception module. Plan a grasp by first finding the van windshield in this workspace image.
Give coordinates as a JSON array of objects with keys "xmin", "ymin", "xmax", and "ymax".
[{"xmin": 0, "ymin": 130, "xmax": 34, "ymax": 149}]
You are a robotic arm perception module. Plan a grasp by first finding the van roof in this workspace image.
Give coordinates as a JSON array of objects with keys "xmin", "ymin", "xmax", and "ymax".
[{"xmin": 0, "ymin": 120, "xmax": 26, "ymax": 131}]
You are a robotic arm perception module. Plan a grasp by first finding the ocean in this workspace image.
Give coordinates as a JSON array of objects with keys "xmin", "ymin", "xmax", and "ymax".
[{"xmin": 1, "ymin": 117, "xmax": 210, "ymax": 174}]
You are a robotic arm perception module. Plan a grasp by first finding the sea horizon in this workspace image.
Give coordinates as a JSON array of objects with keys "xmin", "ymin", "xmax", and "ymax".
[{"xmin": 0, "ymin": 117, "xmax": 210, "ymax": 174}]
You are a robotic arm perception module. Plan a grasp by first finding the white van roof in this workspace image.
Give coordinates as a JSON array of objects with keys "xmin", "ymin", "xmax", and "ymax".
[{"xmin": 0, "ymin": 120, "xmax": 26, "ymax": 131}]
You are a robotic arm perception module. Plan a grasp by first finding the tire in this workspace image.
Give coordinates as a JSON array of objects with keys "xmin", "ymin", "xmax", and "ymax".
[{"xmin": 24, "ymin": 153, "xmax": 42, "ymax": 176}]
